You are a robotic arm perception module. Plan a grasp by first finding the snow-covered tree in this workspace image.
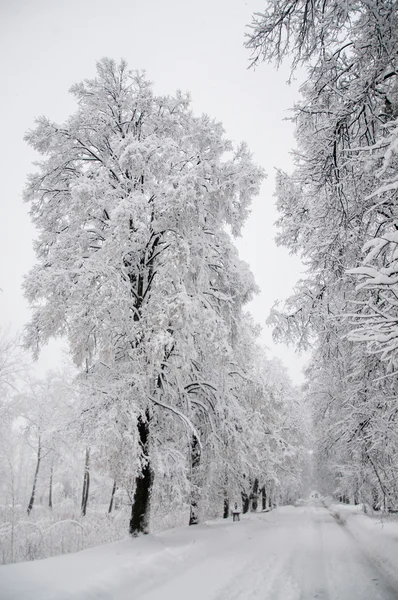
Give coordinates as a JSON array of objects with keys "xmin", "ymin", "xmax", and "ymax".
[
  {"xmin": 246, "ymin": 0, "xmax": 398, "ymax": 507},
  {"xmin": 0, "ymin": 327, "xmax": 27, "ymax": 396},
  {"xmin": 347, "ymin": 119, "xmax": 398, "ymax": 365},
  {"xmin": 23, "ymin": 58, "xmax": 264, "ymax": 534},
  {"xmin": 13, "ymin": 373, "xmax": 74, "ymax": 515},
  {"xmin": 0, "ymin": 328, "xmax": 31, "ymax": 515}
]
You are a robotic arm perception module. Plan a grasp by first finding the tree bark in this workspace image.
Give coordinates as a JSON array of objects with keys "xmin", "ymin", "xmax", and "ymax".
[
  {"xmin": 48, "ymin": 462, "xmax": 53, "ymax": 509},
  {"xmin": 108, "ymin": 479, "xmax": 117, "ymax": 514},
  {"xmin": 81, "ymin": 446, "xmax": 90, "ymax": 516},
  {"xmin": 261, "ymin": 486, "xmax": 267, "ymax": 511},
  {"xmin": 130, "ymin": 410, "xmax": 153, "ymax": 535},
  {"xmin": 223, "ymin": 493, "xmax": 230, "ymax": 519},
  {"xmin": 27, "ymin": 435, "xmax": 41, "ymax": 515},
  {"xmin": 241, "ymin": 490, "xmax": 249, "ymax": 514},
  {"xmin": 372, "ymin": 486, "xmax": 380, "ymax": 511},
  {"xmin": 268, "ymin": 482, "xmax": 274, "ymax": 510},
  {"xmin": 250, "ymin": 478, "xmax": 259, "ymax": 512},
  {"xmin": 189, "ymin": 434, "xmax": 201, "ymax": 525}
]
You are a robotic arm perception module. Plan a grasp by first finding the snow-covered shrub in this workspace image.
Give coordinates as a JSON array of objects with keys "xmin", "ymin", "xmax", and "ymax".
[{"xmin": 0, "ymin": 505, "xmax": 129, "ymax": 565}]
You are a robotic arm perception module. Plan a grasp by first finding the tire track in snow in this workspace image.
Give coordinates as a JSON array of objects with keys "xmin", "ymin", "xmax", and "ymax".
[
  {"xmin": 213, "ymin": 532, "xmax": 297, "ymax": 600},
  {"xmin": 265, "ymin": 507, "xmax": 330, "ymax": 600},
  {"xmin": 325, "ymin": 508, "xmax": 398, "ymax": 600}
]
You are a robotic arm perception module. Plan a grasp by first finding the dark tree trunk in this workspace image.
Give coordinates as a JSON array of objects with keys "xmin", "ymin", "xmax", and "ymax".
[
  {"xmin": 48, "ymin": 462, "xmax": 53, "ymax": 509},
  {"xmin": 367, "ymin": 453, "xmax": 388, "ymax": 512},
  {"xmin": 241, "ymin": 490, "xmax": 249, "ymax": 514},
  {"xmin": 108, "ymin": 479, "xmax": 117, "ymax": 514},
  {"xmin": 189, "ymin": 434, "xmax": 201, "ymax": 525},
  {"xmin": 268, "ymin": 482, "xmax": 275, "ymax": 509},
  {"xmin": 250, "ymin": 478, "xmax": 259, "ymax": 512},
  {"xmin": 27, "ymin": 436, "xmax": 41, "ymax": 515},
  {"xmin": 81, "ymin": 447, "xmax": 90, "ymax": 516},
  {"xmin": 372, "ymin": 487, "xmax": 380, "ymax": 511},
  {"xmin": 223, "ymin": 493, "xmax": 230, "ymax": 519},
  {"xmin": 130, "ymin": 410, "xmax": 153, "ymax": 536},
  {"xmin": 261, "ymin": 486, "xmax": 267, "ymax": 511}
]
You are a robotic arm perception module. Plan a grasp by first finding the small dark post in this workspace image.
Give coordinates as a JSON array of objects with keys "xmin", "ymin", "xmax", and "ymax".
[{"xmin": 232, "ymin": 502, "xmax": 241, "ymax": 522}]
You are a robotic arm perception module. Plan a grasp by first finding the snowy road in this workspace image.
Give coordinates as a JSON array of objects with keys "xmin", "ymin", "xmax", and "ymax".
[
  {"xmin": 214, "ymin": 505, "xmax": 398, "ymax": 600},
  {"xmin": 137, "ymin": 506, "xmax": 398, "ymax": 600},
  {"xmin": 2, "ymin": 505, "xmax": 398, "ymax": 600}
]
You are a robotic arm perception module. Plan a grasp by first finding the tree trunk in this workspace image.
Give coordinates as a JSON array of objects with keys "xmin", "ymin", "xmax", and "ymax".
[
  {"xmin": 241, "ymin": 490, "xmax": 249, "ymax": 514},
  {"xmin": 268, "ymin": 482, "xmax": 274, "ymax": 509},
  {"xmin": 261, "ymin": 486, "xmax": 267, "ymax": 511},
  {"xmin": 108, "ymin": 479, "xmax": 117, "ymax": 514},
  {"xmin": 223, "ymin": 492, "xmax": 230, "ymax": 519},
  {"xmin": 81, "ymin": 447, "xmax": 90, "ymax": 516},
  {"xmin": 48, "ymin": 462, "xmax": 53, "ymax": 509},
  {"xmin": 27, "ymin": 436, "xmax": 41, "ymax": 515},
  {"xmin": 372, "ymin": 487, "xmax": 380, "ymax": 511},
  {"xmin": 189, "ymin": 434, "xmax": 201, "ymax": 525},
  {"xmin": 130, "ymin": 410, "xmax": 153, "ymax": 536},
  {"xmin": 250, "ymin": 478, "xmax": 259, "ymax": 512}
]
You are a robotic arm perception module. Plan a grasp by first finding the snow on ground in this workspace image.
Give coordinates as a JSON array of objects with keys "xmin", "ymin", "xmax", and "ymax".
[
  {"xmin": 328, "ymin": 502, "xmax": 398, "ymax": 587},
  {"xmin": 2, "ymin": 504, "xmax": 398, "ymax": 600}
]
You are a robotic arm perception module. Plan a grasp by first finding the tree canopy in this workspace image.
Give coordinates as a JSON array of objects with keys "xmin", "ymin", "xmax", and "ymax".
[{"xmin": 247, "ymin": 0, "xmax": 398, "ymax": 509}]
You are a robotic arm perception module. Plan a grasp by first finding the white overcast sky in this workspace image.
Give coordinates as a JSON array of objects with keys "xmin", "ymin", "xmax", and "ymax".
[{"xmin": 0, "ymin": 0, "xmax": 309, "ymax": 383}]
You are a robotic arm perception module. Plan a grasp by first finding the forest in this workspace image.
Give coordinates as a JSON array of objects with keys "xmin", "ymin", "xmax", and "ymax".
[{"xmin": 1, "ymin": 0, "xmax": 398, "ymax": 569}]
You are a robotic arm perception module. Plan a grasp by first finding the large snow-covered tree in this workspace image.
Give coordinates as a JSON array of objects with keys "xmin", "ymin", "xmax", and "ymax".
[
  {"xmin": 23, "ymin": 58, "xmax": 264, "ymax": 534},
  {"xmin": 246, "ymin": 0, "xmax": 398, "ymax": 507},
  {"xmin": 347, "ymin": 119, "xmax": 398, "ymax": 366}
]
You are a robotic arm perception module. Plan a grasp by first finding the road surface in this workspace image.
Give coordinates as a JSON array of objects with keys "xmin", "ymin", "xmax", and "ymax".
[
  {"xmin": 2, "ymin": 504, "xmax": 398, "ymax": 600},
  {"xmin": 137, "ymin": 505, "xmax": 398, "ymax": 600}
]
